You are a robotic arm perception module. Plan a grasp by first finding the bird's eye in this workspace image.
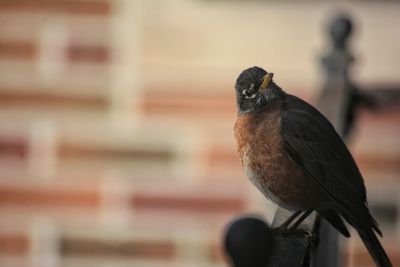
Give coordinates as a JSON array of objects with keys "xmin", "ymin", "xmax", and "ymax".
[{"xmin": 242, "ymin": 89, "xmax": 257, "ymax": 99}]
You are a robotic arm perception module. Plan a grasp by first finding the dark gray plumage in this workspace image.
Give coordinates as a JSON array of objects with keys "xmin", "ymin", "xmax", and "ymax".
[{"xmin": 281, "ymin": 94, "xmax": 390, "ymax": 267}]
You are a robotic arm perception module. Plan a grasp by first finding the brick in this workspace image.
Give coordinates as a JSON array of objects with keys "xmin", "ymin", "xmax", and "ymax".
[
  {"xmin": 59, "ymin": 143, "xmax": 174, "ymax": 162},
  {"xmin": 0, "ymin": 234, "xmax": 29, "ymax": 255},
  {"xmin": 0, "ymin": 90, "xmax": 108, "ymax": 110},
  {"xmin": 0, "ymin": 138, "xmax": 27, "ymax": 158},
  {"xmin": 68, "ymin": 44, "xmax": 110, "ymax": 63},
  {"xmin": 61, "ymin": 237, "xmax": 175, "ymax": 259},
  {"xmin": 352, "ymin": 107, "xmax": 400, "ymax": 173},
  {"xmin": 0, "ymin": 185, "xmax": 100, "ymax": 208},
  {"xmin": 0, "ymin": 41, "xmax": 36, "ymax": 60},
  {"xmin": 358, "ymin": 105, "xmax": 400, "ymax": 125},
  {"xmin": 204, "ymin": 146, "xmax": 239, "ymax": 169},
  {"xmin": 348, "ymin": 246, "xmax": 400, "ymax": 267},
  {"xmin": 131, "ymin": 193, "xmax": 245, "ymax": 213},
  {"xmin": 355, "ymin": 154, "xmax": 400, "ymax": 173},
  {"xmin": 0, "ymin": 0, "xmax": 111, "ymax": 16},
  {"xmin": 141, "ymin": 89, "xmax": 235, "ymax": 117}
]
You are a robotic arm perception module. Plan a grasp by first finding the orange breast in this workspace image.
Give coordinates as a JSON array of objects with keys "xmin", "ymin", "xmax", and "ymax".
[{"xmin": 234, "ymin": 106, "xmax": 324, "ymax": 210}]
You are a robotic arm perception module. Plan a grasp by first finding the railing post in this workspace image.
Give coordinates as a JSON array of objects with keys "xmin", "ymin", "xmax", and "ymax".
[{"xmin": 317, "ymin": 14, "xmax": 355, "ymax": 138}]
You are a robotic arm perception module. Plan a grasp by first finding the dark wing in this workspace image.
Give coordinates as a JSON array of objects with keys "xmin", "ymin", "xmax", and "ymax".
[{"xmin": 280, "ymin": 95, "xmax": 380, "ymax": 235}]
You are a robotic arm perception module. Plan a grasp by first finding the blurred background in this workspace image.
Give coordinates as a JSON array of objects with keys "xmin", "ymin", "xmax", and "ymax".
[{"xmin": 0, "ymin": 0, "xmax": 399, "ymax": 267}]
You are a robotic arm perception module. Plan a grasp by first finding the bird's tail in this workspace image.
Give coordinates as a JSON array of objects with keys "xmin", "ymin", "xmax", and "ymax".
[{"xmin": 357, "ymin": 227, "xmax": 393, "ymax": 267}]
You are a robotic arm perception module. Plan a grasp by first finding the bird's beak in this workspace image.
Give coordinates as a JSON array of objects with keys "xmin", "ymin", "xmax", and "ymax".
[{"xmin": 259, "ymin": 73, "xmax": 274, "ymax": 93}]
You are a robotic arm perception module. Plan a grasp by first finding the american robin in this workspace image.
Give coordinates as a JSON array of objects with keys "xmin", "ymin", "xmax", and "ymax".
[{"xmin": 233, "ymin": 66, "xmax": 392, "ymax": 267}]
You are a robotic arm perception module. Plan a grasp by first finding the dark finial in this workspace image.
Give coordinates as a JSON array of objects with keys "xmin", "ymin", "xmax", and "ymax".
[
  {"xmin": 329, "ymin": 14, "xmax": 353, "ymax": 49},
  {"xmin": 224, "ymin": 216, "xmax": 274, "ymax": 267},
  {"xmin": 319, "ymin": 13, "xmax": 356, "ymax": 137}
]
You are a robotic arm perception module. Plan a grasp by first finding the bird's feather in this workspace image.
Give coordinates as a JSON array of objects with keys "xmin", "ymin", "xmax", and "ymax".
[
  {"xmin": 357, "ymin": 226, "xmax": 393, "ymax": 267},
  {"xmin": 280, "ymin": 94, "xmax": 381, "ymax": 235},
  {"xmin": 318, "ymin": 208, "xmax": 350, "ymax": 238}
]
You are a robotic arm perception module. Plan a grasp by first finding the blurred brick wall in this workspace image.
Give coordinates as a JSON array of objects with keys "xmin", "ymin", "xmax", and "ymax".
[{"xmin": 0, "ymin": 1, "xmax": 399, "ymax": 267}]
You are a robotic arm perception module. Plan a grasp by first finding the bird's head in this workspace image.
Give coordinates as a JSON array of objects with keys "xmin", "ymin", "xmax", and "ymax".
[{"xmin": 235, "ymin": 66, "xmax": 284, "ymax": 114}]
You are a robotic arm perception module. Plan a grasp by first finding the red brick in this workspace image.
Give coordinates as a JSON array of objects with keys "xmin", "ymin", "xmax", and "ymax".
[
  {"xmin": 131, "ymin": 193, "xmax": 245, "ymax": 213},
  {"xmin": 0, "ymin": 0, "xmax": 111, "ymax": 16},
  {"xmin": 61, "ymin": 237, "xmax": 175, "ymax": 259},
  {"xmin": 68, "ymin": 44, "xmax": 110, "ymax": 63},
  {"xmin": 141, "ymin": 88, "xmax": 236, "ymax": 116},
  {"xmin": 347, "ymin": 247, "xmax": 400, "ymax": 267},
  {"xmin": 0, "ymin": 41, "xmax": 36, "ymax": 60},
  {"xmin": 358, "ymin": 105, "xmax": 400, "ymax": 125},
  {"xmin": 0, "ymin": 138, "xmax": 27, "ymax": 158},
  {"xmin": 355, "ymin": 154, "xmax": 400, "ymax": 173},
  {"xmin": 59, "ymin": 143, "xmax": 174, "ymax": 162},
  {"xmin": 0, "ymin": 90, "xmax": 108, "ymax": 110},
  {"xmin": 204, "ymin": 146, "xmax": 239, "ymax": 169},
  {"xmin": 0, "ymin": 185, "xmax": 100, "ymax": 208},
  {"xmin": 0, "ymin": 234, "xmax": 29, "ymax": 255}
]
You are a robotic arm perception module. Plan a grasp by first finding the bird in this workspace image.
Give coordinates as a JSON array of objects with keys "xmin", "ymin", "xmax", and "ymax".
[{"xmin": 233, "ymin": 66, "xmax": 392, "ymax": 267}]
